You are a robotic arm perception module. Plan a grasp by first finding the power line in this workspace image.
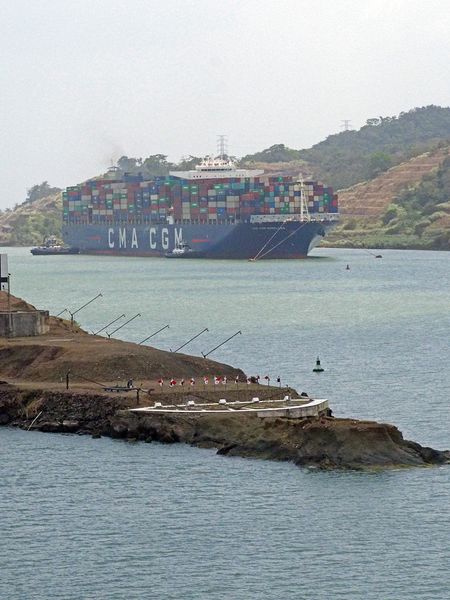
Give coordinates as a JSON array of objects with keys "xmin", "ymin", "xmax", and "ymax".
[
  {"xmin": 341, "ymin": 120, "xmax": 352, "ymax": 131},
  {"xmin": 217, "ymin": 135, "xmax": 228, "ymax": 158}
]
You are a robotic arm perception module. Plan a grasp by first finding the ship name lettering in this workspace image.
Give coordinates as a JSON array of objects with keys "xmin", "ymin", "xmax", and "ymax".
[
  {"xmin": 162, "ymin": 228, "xmax": 169, "ymax": 250},
  {"xmin": 108, "ymin": 228, "xmax": 115, "ymax": 248},
  {"xmin": 119, "ymin": 228, "xmax": 127, "ymax": 248},
  {"xmin": 149, "ymin": 227, "xmax": 157, "ymax": 249},
  {"xmin": 174, "ymin": 227, "xmax": 183, "ymax": 247},
  {"xmin": 131, "ymin": 227, "xmax": 138, "ymax": 249}
]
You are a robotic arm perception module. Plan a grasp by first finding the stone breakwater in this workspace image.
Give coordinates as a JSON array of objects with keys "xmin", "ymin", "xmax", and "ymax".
[{"xmin": 1, "ymin": 385, "xmax": 449, "ymax": 471}]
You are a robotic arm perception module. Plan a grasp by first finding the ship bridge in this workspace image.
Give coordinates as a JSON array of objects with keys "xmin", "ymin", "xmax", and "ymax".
[{"xmin": 170, "ymin": 155, "xmax": 264, "ymax": 180}]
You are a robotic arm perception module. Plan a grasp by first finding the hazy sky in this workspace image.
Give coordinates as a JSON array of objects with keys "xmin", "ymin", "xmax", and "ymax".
[{"xmin": 1, "ymin": 0, "xmax": 450, "ymax": 208}]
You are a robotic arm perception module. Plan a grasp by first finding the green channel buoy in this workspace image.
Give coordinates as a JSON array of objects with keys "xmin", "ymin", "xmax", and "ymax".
[{"xmin": 313, "ymin": 356, "xmax": 324, "ymax": 373}]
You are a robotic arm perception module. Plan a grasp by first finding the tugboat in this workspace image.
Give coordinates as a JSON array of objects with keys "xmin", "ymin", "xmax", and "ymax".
[
  {"xmin": 165, "ymin": 241, "xmax": 202, "ymax": 258},
  {"xmin": 30, "ymin": 236, "xmax": 79, "ymax": 256}
]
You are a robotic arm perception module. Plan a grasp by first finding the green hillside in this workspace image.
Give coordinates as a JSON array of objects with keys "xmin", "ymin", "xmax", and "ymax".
[
  {"xmin": 3, "ymin": 105, "xmax": 450, "ymax": 249},
  {"xmin": 241, "ymin": 105, "xmax": 450, "ymax": 190},
  {"xmin": 302, "ymin": 105, "xmax": 450, "ymax": 189}
]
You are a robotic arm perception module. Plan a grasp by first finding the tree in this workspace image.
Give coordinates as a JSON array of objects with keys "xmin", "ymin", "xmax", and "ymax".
[
  {"xmin": 241, "ymin": 144, "xmax": 301, "ymax": 164},
  {"xmin": 26, "ymin": 181, "xmax": 61, "ymax": 204},
  {"xmin": 117, "ymin": 156, "xmax": 140, "ymax": 173},
  {"xmin": 141, "ymin": 154, "xmax": 172, "ymax": 176},
  {"xmin": 382, "ymin": 204, "xmax": 401, "ymax": 225},
  {"xmin": 367, "ymin": 152, "xmax": 393, "ymax": 178},
  {"xmin": 177, "ymin": 155, "xmax": 202, "ymax": 170}
]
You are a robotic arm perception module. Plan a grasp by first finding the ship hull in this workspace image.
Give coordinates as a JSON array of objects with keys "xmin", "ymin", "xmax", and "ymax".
[
  {"xmin": 30, "ymin": 247, "xmax": 80, "ymax": 256},
  {"xmin": 62, "ymin": 220, "xmax": 336, "ymax": 259}
]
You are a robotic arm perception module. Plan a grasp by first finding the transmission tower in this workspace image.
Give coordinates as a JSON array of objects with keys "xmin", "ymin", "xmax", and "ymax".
[
  {"xmin": 341, "ymin": 120, "xmax": 352, "ymax": 131},
  {"xmin": 217, "ymin": 135, "xmax": 228, "ymax": 158}
]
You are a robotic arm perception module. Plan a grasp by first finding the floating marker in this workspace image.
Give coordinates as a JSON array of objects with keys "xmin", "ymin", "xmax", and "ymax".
[{"xmin": 313, "ymin": 356, "xmax": 324, "ymax": 373}]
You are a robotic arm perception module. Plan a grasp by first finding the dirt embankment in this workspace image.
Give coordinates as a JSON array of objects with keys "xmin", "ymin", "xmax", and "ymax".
[
  {"xmin": 0, "ymin": 292, "xmax": 246, "ymax": 384},
  {"xmin": 337, "ymin": 148, "xmax": 449, "ymax": 217},
  {"xmin": 1, "ymin": 385, "xmax": 448, "ymax": 471}
]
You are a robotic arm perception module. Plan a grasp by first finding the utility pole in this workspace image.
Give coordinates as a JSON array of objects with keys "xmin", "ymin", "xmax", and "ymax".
[
  {"xmin": 7, "ymin": 273, "xmax": 11, "ymax": 337},
  {"xmin": 0, "ymin": 254, "xmax": 10, "ymax": 336}
]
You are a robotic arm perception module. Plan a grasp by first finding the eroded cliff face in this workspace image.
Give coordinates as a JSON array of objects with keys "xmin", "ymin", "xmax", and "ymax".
[{"xmin": 1, "ymin": 386, "xmax": 448, "ymax": 471}]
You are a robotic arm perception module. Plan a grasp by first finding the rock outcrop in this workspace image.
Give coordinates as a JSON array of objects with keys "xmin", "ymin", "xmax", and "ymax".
[{"xmin": 1, "ymin": 385, "xmax": 448, "ymax": 471}]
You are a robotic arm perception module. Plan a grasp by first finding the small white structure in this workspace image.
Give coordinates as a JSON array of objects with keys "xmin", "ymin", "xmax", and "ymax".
[{"xmin": 131, "ymin": 397, "xmax": 329, "ymax": 419}]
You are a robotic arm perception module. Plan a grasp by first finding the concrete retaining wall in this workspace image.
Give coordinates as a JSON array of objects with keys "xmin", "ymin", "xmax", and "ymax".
[
  {"xmin": 256, "ymin": 399, "xmax": 329, "ymax": 418},
  {"xmin": 0, "ymin": 311, "xmax": 49, "ymax": 337}
]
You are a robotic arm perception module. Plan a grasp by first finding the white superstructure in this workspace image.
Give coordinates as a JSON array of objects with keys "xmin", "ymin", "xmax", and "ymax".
[{"xmin": 170, "ymin": 155, "xmax": 264, "ymax": 180}]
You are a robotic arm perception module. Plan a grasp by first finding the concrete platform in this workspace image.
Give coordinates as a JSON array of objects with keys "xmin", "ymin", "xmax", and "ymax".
[{"xmin": 130, "ymin": 397, "xmax": 329, "ymax": 418}]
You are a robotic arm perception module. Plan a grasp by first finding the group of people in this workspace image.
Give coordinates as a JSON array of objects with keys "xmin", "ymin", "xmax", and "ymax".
[{"xmin": 156, "ymin": 375, "xmax": 282, "ymax": 387}]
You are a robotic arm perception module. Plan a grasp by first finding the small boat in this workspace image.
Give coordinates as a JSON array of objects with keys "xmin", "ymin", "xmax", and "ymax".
[
  {"xmin": 31, "ymin": 236, "xmax": 79, "ymax": 256},
  {"xmin": 165, "ymin": 241, "xmax": 202, "ymax": 258}
]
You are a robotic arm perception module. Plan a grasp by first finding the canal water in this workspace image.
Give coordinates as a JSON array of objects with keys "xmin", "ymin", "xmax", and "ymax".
[{"xmin": 1, "ymin": 247, "xmax": 449, "ymax": 599}]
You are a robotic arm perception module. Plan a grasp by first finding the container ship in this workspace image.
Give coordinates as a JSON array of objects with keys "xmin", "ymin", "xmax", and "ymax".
[{"xmin": 62, "ymin": 156, "xmax": 338, "ymax": 259}]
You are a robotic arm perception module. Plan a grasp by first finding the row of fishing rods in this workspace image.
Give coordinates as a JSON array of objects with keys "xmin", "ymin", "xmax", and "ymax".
[{"xmin": 55, "ymin": 294, "xmax": 241, "ymax": 359}]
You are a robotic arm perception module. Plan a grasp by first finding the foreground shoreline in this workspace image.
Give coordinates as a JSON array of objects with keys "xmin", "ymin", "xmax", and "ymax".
[
  {"xmin": 1, "ymin": 292, "xmax": 449, "ymax": 471},
  {"xmin": 1, "ymin": 385, "xmax": 449, "ymax": 471}
]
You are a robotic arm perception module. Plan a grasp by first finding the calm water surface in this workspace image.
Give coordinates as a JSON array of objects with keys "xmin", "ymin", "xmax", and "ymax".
[{"xmin": 1, "ymin": 247, "xmax": 449, "ymax": 599}]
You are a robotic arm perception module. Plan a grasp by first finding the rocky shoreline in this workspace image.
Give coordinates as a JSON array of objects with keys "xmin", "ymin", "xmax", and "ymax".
[
  {"xmin": 1, "ymin": 292, "xmax": 449, "ymax": 471},
  {"xmin": 1, "ymin": 385, "xmax": 449, "ymax": 471}
]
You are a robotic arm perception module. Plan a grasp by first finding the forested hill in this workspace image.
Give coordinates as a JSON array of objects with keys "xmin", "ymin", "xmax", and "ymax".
[
  {"xmin": 241, "ymin": 105, "xmax": 450, "ymax": 190},
  {"xmin": 302, "ymin": 106, "xmax": 450, "ymax": 190}
]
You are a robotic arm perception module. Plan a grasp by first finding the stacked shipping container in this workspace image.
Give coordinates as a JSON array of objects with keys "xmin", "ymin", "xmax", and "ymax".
[{"xmin": 63, "ymin": 175, "xmax": 338, "ymax": 225}]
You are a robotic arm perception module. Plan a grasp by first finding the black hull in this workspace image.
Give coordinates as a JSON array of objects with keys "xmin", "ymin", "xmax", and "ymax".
[{"xmin": 31, "ymin": 247, "xmax": 80, "ymax": 256}]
